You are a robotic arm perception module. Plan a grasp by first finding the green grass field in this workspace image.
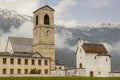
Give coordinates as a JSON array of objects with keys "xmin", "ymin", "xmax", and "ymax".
[{"xmin": 0, "ymin": 77, "xmax": 120, "ymax": 80}]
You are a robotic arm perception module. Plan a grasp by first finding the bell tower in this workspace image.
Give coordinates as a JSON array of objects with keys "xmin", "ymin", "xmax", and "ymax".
[{"xmin": 33, "ymin": 5, "xmax": 55, "ymax": 70}]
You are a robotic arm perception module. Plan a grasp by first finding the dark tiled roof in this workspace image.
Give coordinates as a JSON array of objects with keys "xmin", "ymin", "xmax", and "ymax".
[
  {"xmin": 0, "ymin": 52, "xmax": 33, "ymax": 57},
  {"xmin": 12, "ymin": 52, "xmax": 33, "ymax": 57},
  {"xmin": 0, "ymin": 52, "xmax": 11, "ymax": 56},
  {"xmin": 8, "ymin": 36, "xmax": 32, "ymax": 52},
  {"xmin": 0, "ymin": 52, "xmax": 50, "ymax": 59},
  {"xmin": 82, "ymin": 43, "xmax": 108, "ymax": 53}
]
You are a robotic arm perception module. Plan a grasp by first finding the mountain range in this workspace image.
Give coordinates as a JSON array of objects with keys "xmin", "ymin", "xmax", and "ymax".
[{"xmin": 0, "ymin": 8, "xmax": 120, "ymax": 72}]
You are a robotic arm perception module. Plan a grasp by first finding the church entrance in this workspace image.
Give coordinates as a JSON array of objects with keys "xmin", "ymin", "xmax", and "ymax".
[{"xmin": 90, "ymin": 71, "xmax": 94, "ymax": 77}]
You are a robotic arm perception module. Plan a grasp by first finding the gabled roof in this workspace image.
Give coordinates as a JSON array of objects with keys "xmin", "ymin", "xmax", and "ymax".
[
  {"xmin": 32, "ymin": 52, "xmax": 43, "ymax": 58},
  {"xmin": 33, "ymin": 5, "xmax": 55, "ymax": 13},
  {"xmin": 82, "ymin": 43, "xmax": 108, "ymax": 53},
  {"xmin": 8, "ymin": 36, "xmax": 32, "ymax": 52}
]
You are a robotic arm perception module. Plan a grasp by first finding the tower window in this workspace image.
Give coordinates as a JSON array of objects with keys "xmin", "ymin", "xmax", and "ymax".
[
  {"xmin": 44, "ymin": 14, "xmax": 50, "ymax": 25},
  {"xmin": 36, "ymin": 15, "xmax": 38, "ymax": 25}
]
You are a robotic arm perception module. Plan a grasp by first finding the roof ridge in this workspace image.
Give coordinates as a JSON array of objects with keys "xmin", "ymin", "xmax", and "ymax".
[
  {"xmin": 9, "ymin": 36, "xmax": 32, "ymax": 40},
  {"xmin": 84, "ymin": 43, "xmax": 103, "ymax": 45}
]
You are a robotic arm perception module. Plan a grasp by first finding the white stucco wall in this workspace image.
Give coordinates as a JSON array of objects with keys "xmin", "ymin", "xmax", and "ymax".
[
  {"xmin": 51, "ymin": 69, "xmax": 65, "ymax": 76},
  {"xmin": 55, "ymin": 65, "xmax": 65, "ymax": 70},
  {"xmin": 98, "ymin": 56, "xmax": 111, "ymax": 77},
  {"xmin": 109, "ymin": 72, "xmax": 120, "ymax": 77},
  {"xmin": 5, "ymin": 40, "xmax": 13, "ymax": 53}
]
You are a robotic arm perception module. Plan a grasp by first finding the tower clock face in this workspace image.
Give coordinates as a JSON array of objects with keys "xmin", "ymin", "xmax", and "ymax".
[{"xmin": 43, "ymin": 29, "xmax": 51, "ymax": 36}]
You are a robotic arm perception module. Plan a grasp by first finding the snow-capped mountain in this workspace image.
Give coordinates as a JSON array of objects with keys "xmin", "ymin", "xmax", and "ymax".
[
  {"xmin": 90, "ymin": 23, "xmax": 120, "ymax": 28},
  {"xmin": 74, "ymin": 23, "xmax": 120, "ymax": 30},
  {"xmin": 0, "ymin": 8, "xmax": 32, "ymax": 33}
]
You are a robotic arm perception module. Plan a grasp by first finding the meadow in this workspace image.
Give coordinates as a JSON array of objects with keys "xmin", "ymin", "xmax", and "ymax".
[{"xmin": 0, "ymin": 77, "xmax": 120, "ymax": 80}]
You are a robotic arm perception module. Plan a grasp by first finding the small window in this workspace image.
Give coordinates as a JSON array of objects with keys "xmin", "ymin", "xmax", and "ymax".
[
  {"xmin": 79, "ymin": 63, "xmax": 82, "ymax": 68},
  {"xmin": 3, "ymin": 68, "xmax": 6, "ymax": 74},
  {"xmin": 45, "ymin": 60, "xmax": 48, "ymax": 66},
  {"xmin": 10, "ymin": 58, "xmax": 14, "ymax": 64},
  {"xmin": 36, "ymin": 15, "xmax": 38, "ymax": 25},
  {"xmin": 94, "ymin": 56, "xmax": 96, "ymax": 59},
  {"xmin": 44, "ymin": 69, "xmax": 48, "ymax": 74},
  {"xmin": 59, "ymin": 67, "xmax": 62, "ymax": 69},
  {"xmin": 38, "ymin": 70, "xmax": 41, "ymax": 74},
  {"xmin": 32, "ymin": 59, "xmax": 35, "ymax": 65},
  {"xmin": 106, "ymin": 59, "xmax": 108, "ymax": 62},
  {"xmin": 10, "ymin": 69, "xmax": 14, "ymax": 74},
  {"xmin": 38, "ymin": 60, "xmax": 41, "ymax": 65},
  {"xmin": 18, "ymin": 59, "xmax": 21, "ymax": 65},
  {"xmin": 25, "ymin": 59, "xmax": 28, "ymax": 65},
  {"xmin": 3, "ymin": 58, "xmax": 7, "ymax": 64},
  {"xmin": 99, "ymin": 72, "xmax": 101, "ymax": 75},
  {"xmin": 25, "ymin": 69, "xmax": 28, "ymax": 74},
  {"xmin": 17, "ymin": 69, "xmax": 21, "ymax": 74}
]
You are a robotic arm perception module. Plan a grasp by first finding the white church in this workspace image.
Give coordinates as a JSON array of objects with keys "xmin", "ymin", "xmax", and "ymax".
[{"xmin": 76, "ymin": 38, "xmax": 111, "ymax": 77}]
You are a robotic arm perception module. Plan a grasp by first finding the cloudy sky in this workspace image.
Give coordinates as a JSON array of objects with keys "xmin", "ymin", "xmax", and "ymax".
[{"xmin": 0, "ymin": 0, "xmax": 120, "ymax": 27}]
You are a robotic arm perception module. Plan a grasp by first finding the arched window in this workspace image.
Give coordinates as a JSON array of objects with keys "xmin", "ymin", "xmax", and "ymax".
[
  {"xmin": 44, "ymin": 14, "xmax": 50, "ymax": 25},
  {"xmin": 36, "ymin": 15, "xmax": 38, "ymax": 25},
  {"xmin": 79, "ymin": 63, "xmax": 82, "ymax": 68}
]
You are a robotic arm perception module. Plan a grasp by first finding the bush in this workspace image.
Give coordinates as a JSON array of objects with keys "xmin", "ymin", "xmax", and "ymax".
[{"xmin": 29, "ymin": 68, "xmax": 40, "ymax": 74}]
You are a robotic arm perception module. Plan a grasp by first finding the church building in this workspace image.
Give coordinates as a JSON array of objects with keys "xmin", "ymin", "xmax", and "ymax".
[
  {"xmin": 0, "ymin": 5, "xmax": 56, "ymax": 75},
  {"xmin": 76, "ymin": 38, "xmax": 111, "ymax": 77}
]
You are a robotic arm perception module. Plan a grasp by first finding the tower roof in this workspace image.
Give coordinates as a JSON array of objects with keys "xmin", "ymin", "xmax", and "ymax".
[{"xmin": 33, "ymin": 5, "xmax": 55, "ymax": 13}]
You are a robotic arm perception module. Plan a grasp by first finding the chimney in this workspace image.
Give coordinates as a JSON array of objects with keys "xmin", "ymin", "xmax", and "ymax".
[
  {"xmin": 10, "ymin": 50, "xmax": 13, "ymax": 55},
  {"xmin": 78, "ymin": 37, "xmax": 84, "ymax": 46}
]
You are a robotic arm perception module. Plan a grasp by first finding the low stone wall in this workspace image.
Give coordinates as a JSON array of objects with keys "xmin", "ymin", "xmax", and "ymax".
[
  {"xmin": 109, "ymin": 72, "xmax": 120, "ymax": 77},
  {"xmin": 0, "ymin": 74, "xmax": 64, "ymax": 77}
]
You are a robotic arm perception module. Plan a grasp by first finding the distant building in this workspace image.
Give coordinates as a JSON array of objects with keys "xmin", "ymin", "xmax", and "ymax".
[
  {"xmin": 0, "ymin": 52, "xmax": 50, "ymax": 75},
  {"xmin": 76, "ymin": 38, "xmax": 111, "ymax": 77}
]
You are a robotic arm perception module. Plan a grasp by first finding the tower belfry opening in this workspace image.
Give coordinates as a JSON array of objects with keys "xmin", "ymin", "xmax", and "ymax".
[{"xmin": 44, "ymin": 14, "xmax": 50, "ymax": 25}]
